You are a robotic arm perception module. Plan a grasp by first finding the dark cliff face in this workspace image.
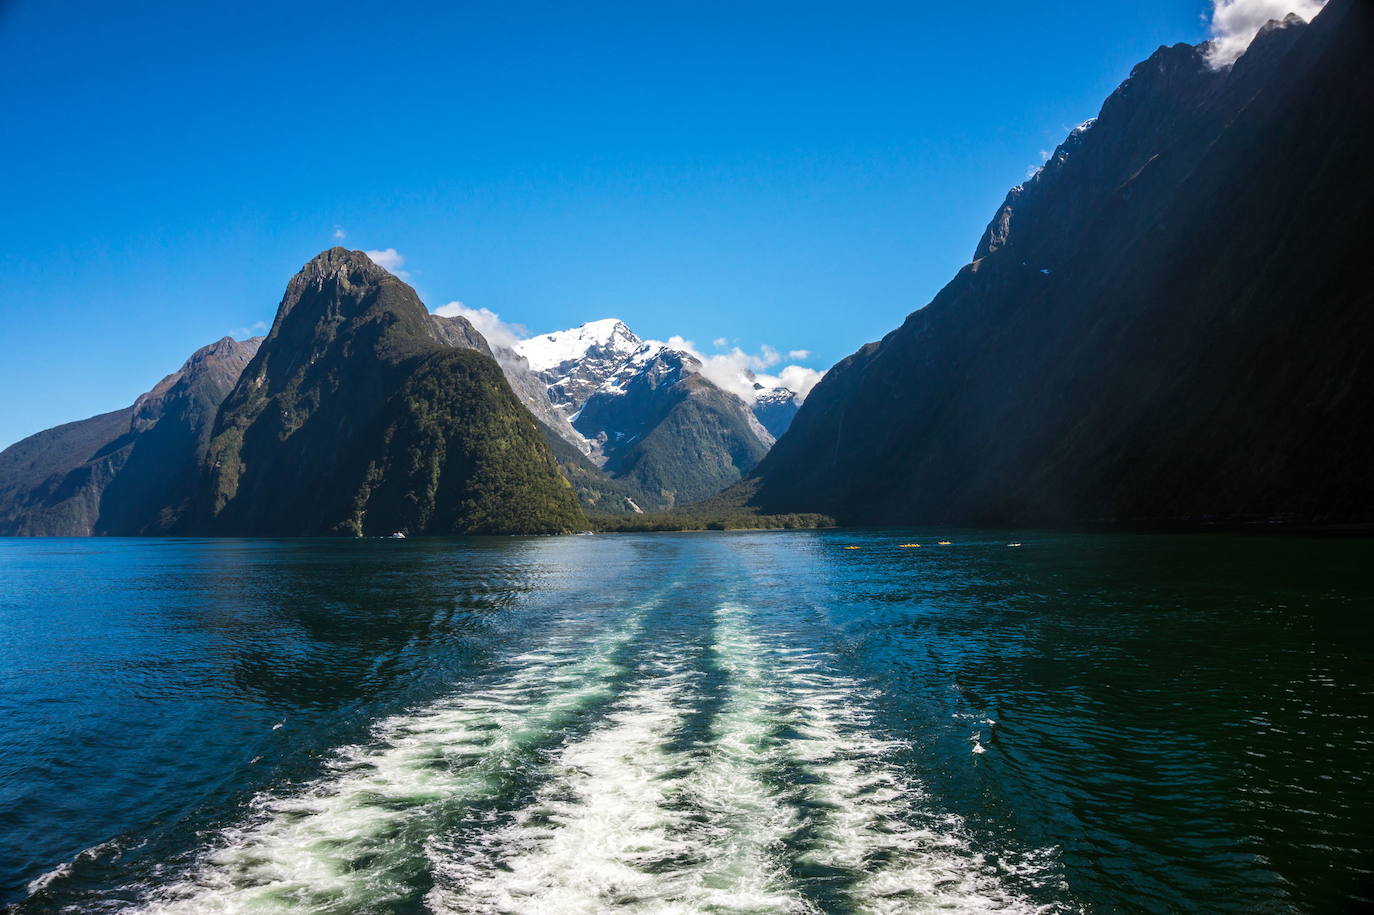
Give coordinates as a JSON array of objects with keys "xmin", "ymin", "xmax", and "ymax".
[
  {"xmin": 752, "ymin": 0, "xmax": 1374, "ymax": 526},
  {"xmin": 0, "ymin": 336, "xmax": 262, "ymax": 535},
  {"xmin": 0, "ymin": 409, "xmax": 135, "ymax": 536},
  {"xmin": 199, "ymin": 248, "xmax": 585, "ymax": 536},
  {"xmin": 96, "ymin": 335, "xmax": 263, "ymax": 534}
]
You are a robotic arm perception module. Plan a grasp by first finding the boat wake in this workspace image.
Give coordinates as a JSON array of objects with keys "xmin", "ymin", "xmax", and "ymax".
[
  {"xmin": 131, "ymin": 609, "xmax": 647, "ymax": 913},
  {"xmin": 116, "ymin": 601, "xmax": 1056, "ymax": 914}
]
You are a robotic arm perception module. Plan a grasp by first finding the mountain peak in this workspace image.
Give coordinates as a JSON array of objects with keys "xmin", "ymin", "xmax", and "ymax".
[
  {"xmin": 292, "ymin": 247, "xmax": 392, "ymax": 289},
  {"xmin": 270, "ymin": 248, "xmax": 414, "ymax": 335},
  {"xmin": 513, "ymin": 318, "xmax": 643, "ymax": 374}
]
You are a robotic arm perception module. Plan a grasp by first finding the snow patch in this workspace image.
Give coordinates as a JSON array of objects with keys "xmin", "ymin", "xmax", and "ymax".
[{"xmin": 514, "ymin": 319, "xmax": 641, "ymax": 373}]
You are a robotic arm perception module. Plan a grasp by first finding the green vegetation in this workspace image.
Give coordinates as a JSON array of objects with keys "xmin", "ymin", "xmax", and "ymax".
[
  {"xmin": 588, "ymin": 510, "xmax": 834, "ymax": 533},
  {"xmin": 355, "ymin": 349, "xmax": 585, "ymax": 535},
  {"xmin": 200, "ymin": 249, "xmax": 587, "ymax": 536},
  {"xmin": 610, "ymin": 380, "xmax": 770, "ymax": 508},
  {"xmin": 537, "ymin": 424, "xmax": 654, "ymax": 513},
  {"xmin": 581, "ymin": 474, "xmax": 832, "ymax": 532},
  {"xmin": 0, "ymin": 407, "xmax": 134, "ymax": 535}
]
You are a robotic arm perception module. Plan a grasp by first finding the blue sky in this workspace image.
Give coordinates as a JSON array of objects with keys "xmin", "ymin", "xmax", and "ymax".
[{"xmin": 0, "ymin": 0, "xmax": 1214, "ymax": 449}]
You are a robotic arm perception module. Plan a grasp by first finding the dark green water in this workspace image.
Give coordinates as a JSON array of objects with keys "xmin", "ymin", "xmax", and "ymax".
[{"xmin": 1, "ymin": 531, "xmax": 1371, "ymax": 913}]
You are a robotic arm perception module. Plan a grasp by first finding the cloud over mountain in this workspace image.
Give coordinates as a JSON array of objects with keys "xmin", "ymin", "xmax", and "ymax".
[
  {"xmin": 434, "ymin": 302, "xmax": 527, "ymax": 351},
  {"xmin": 429, "ymin": 303, "xmax": 823, "ymax": 403},
  {"xmin": 363, "ymin": 248, "xmax": 409, "ymax": 279},
  {"xmin": 668, "ymin": 336, "xmax": 824, "ymax": 403},
  {"xmin": 1206, "ymin": 0, "xmax": 1325, "ymax": 66}
]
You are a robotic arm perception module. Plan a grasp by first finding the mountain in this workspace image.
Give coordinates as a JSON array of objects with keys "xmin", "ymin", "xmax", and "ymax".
[
  {"xmin": 0, "ymin": 336, "xmax": 261, "ymax": 535},
  {"xmin": 3, "ymin": 252, "xmax": 804, "ymax": 533},
  {"xmin": 512, "ymin": 320, "xmax": 776, "ymax": 508},
  {"xmin": 750, "ymin": 0, "xmax": 1374, "ymax": 527},
  {"xmin": 513, "ymin": 319, "xmax": 802, "ymax": 443},
  {"xmin": 0, "ymin": 249, "xmax": 589, "ymax": 537},
  {"xmin": 516, "ymin": 319, "xmax": 647, "ymax": 417},
  {"xmin": 199, "ymin": 248, "xmax": 585, "ymax": 536},
  {"xmin": 750, "ymin": 386, "xmax": 801, "ymax": 439}
]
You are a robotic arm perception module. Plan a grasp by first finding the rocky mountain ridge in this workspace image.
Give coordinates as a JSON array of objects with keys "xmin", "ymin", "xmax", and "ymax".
[
  {"xmin": 0, "ymin": 251, "xmax": 808, "ymax": 532},
  {"xmin": 505, "ymin": 318, "xmax": 797, "ymax": 509},
  {"xmin": 513, "ymin": 319, "xmax": 799, "ymax": 446},
  {"xmin": 0, "ymin": 335, "xmax": 262, "ymax": 535},
  {"xmin": 198, "ymin": 248, "xmax": 585, "ymax": 536},
  {"xmin": 749, "ymin": 0, "xmax": 1374, "ymax": 527}
]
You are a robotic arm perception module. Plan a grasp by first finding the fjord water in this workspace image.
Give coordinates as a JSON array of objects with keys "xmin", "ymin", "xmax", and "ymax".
[{"xmin": 2, "ymin": 533, "xmax": 1371, "ymax": 913}]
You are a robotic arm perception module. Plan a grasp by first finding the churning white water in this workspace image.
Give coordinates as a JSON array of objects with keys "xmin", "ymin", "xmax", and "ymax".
[
  {"xmin": 133, "ymin": 611, "xmax": 647, "ymax": 914},
  {"xmin": 129, "ymin": 601, "xmax": 1043, "ymax": 914}
]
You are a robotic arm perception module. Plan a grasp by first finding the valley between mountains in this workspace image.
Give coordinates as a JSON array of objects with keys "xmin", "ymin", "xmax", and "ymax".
[
  {"xmin": 2, "ymin": 0, "xmax": 1370, "ymax": 535},
  {"xmin": 0, "ymin": 249, "xmax": 816, "ymax": 536}
]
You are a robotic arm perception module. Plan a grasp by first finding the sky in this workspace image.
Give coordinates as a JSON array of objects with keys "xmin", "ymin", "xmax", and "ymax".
[{"xmin": 0, "ymin": 0, "xmax": 1247, "ymax": 449}]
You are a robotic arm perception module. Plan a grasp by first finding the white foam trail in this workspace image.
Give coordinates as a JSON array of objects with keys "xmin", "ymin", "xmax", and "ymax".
[
  {"xmin": 713, "ymin": 605, "xmax": 1047, "ymax": 914},
  {"xmin": 687, "ymin": 615, "xmax": 818, "ymax": 913},
  {"xmin": 429, "ymin": 652, "xmax": 703, "ymax": 913},
  {"xmin": 430, "ymin": 639, "xmax": 816, "ymax": 915},
  {"xmin": 26, "ymin": 838, "xmax": 127, "ymax": 896},
  {"xmin": 130, "ymin": 613, "xmax": 644, "ymax": 914},
  {"xmin": 128, "ymin": 599, "xmax": 1054, "ymax": 914},
  {"xmin": 432, "ymin": 607, "xmax": 1049, "ymax": 914}
]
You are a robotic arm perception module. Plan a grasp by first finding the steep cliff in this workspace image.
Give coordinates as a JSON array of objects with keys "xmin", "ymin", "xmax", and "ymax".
[{"xmin": 751, "ymin": 0, "xmax": 1374, "ymax": 526}]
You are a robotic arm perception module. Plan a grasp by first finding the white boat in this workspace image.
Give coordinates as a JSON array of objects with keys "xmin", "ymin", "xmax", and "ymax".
[{"xmin": 387, "ymin": 532, "xmax": 406, "ymax": 539}]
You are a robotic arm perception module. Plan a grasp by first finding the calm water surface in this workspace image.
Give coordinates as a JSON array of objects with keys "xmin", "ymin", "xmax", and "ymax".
[{"xmin": 1, "ymin": 532, "xmax": 1371, "ymax": 913}]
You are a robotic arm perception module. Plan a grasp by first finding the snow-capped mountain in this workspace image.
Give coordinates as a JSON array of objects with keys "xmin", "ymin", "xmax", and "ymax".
[
  {"xmin": 514, "ymin": 319, "xmax": 663, "ymax": 418},
  {"xmin": 749, "ymin": 385, "xmax": 801, "ymax": 439},
  {"xmin": 508, "ymin": 319, "xmax": 799, "ymax": 508},
  {"xmin": 516, "ymin": 319, "xmax": 643, "ymax": 377},
  {"xmin": 513, "ymin": 319, "xmax": 801, "ymax": 441}
]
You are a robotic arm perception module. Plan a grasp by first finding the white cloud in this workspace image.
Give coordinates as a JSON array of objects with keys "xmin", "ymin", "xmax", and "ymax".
[
  {"xmin": 712, "ymin": 337, "xmax": 728, "ymax": 348},
  {"xmin": 1205, "ymin": 0, "xmax": 1324, "ymax": 68},
  {"xmin": 433, "ymin": 301, "xmax": 528, "ymax": 351},
  {"xmin": 231, "ymin": 320, "xmax": 268, "ymax": 339},
  {"xmin": 332, "ymin": 225, "xmax": 347, "ymax": 240},
  {"xmin": 666, "ymin": 336, "xmax": 825, "ymax": 404},
  {"xmin": 1025, "ymin": 148, "xmax": 1054, "ymax": 180},
  {"xmin": 769, "ymin": 364, "xmax": 826, "ymax": 400},
  {"xmin": 786, "ymin": 349, "xmax": 810, "ymax": 361},
  {"xmin": 363, "ymin": 248, "xmax": 410, "ymax": 279}
]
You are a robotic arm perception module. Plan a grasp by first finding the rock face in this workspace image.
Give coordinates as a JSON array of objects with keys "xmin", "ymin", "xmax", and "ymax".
[
  {"xmin": 487, "ymin": 346, "xmax": 593, "ymax": 460},
  {"xmin": 0, "ymin": 336, "xmax": 262, "ymax": 535},
  {"xmin": 516, "ymin": 319, "xmax": 647, "ymax": 417},
  {"xmin": 199, "ymin": 248, "xmax": 585, "ymax": 536},
  {"xmin": 751, "ymin": 0, "xmax": 1374, "ymax": 527},
  {"xmin": 513, "ymin": 320, "xmax": 775, "ymax": 509},
  {"xmin": 750, "ymin": 386, "xmax": 801, "ymax": 439},
  {"xmin": 0, "ymin": 409, "xmax": 135, "ymax": 536},
  {"xmin": 426, "ymin": 312, "xmax": 492, "ymax": 353},
  {"xmin": 574, "ymin": 348, "xmax": 773, "ymax": 507}
]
